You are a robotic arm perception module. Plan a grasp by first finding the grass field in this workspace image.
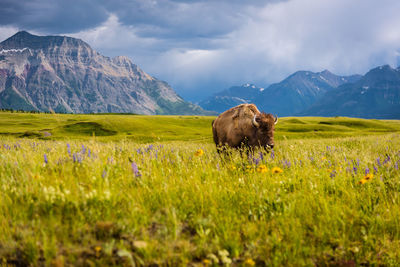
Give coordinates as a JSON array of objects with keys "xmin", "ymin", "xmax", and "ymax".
[
  {"xmin": 1, "ymin": 111, "xmax": 400, "ymax": 142},
  {"xmin": 1, "ymin": 112, "xmax": 400, "ymax": 266}
]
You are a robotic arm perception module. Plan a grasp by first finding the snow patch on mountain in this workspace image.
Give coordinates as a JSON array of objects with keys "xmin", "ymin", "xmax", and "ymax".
[{"xmin": 0, "ymin": 48, "xmax": 30, "ymax": 54}]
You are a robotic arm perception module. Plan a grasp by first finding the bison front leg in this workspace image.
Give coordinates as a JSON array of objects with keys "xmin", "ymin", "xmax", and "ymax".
[{"xmin": 216, "ymin": 144, "xmax": 227, "ymax": 154}]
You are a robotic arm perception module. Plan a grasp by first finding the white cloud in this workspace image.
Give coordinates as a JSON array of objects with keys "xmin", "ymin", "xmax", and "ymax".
[
  {"xmin": 137, "ymin": 0, "xmax": 400, "ymax": 99},
  {"xmin": 68, "ymin": 14, "xmax": 160, "ymax": 59}
]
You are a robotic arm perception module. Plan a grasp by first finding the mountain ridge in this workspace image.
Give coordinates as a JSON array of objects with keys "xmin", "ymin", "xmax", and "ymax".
[
  {"xmin": 299, "ymin": 65, "xmax": 400, "ymax": 119},
  {"xmin": 199, "ymin": 70, "xmax": 362, "ymax": 115},
  {"xmin": 0, "ymin": 31, "xmax": 214, "ymax": 115}
]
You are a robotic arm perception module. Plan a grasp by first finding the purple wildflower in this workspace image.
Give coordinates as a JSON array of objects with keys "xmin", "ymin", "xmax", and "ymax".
[
  {"xmin": 310, "ymin": 156, "xmax": 314, "ymax": 162},
  {"xmin": 145, "ymin": 145, "xmax": 154, "ymax": 152},
  {"xmin": 395, "ymin": 161, "xmax": 399, "ymax": 170},
  {"xmin": 285, "ymin": 160, "xmax": 291, "ymax": 168},
  {"xmin": 102, "ymin": 170, "xmax": 107, "ymax": 178},
  {"xmin": 44, "ymin": 154, "xmax": 48, "ymax": 164},
  {"xmin": 73, "ymin": 153, "xmax": 82, "ymax": 163},
  {"xmin": 67, "ymin": 143, "xmax": 71, "ymax": 155},
  {"xmin": 81, "ymin": 144, "xmax": 86, "ymax": 154},
  {"xmin": 353, "ymin": 166, "xmax": 357, "ymax": 174},
  {"xmin": 88, "ymin": 149, "xmax": 91, "ymax": 158},
  {"xmin": 377, "ymin": 157, "xmax": 381, "ymax": 167},
  {"xmin": 330, "ymin": 170, "xmax": 336, "ymax": 178},
  {"xmin": 270, "ymin": 150, "xmax": 275, "ymax": 160},
  {"xmin": 136, "ymin": 148, "xmax": 142, "ymax": 154},
  {"xmin": 365, "ymin": 167, "xmax": 370, "ymax": 175},
  {"xmin": 131, "ymin": 162, "xmax": 141, "ymax": 177},
  {"xmin": 259, "ymin": 152, "xmax": 264, "ymax": 161},
  {"xmin": 357, "ymin": 159, "xmax": 360, "ymax": 166},
  {"xmin": 383, "ymin": 155, "xmax": 391, "ymax": 164},
  {"xmin": 373, "ymin": 166, "xmax": 378, "ymax": 174},
  {"xmin": 254, "ymin": 158, "xmax": 261, "ymax": 166}
]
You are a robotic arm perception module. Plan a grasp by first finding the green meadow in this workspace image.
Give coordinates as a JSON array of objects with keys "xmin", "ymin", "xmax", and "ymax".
[
  {"xmin": 1, "ymin": 111, "xmax": 400, "ymax": 266},
  {"xmin": 1, "ymin": 111, "xmax": 400, "ymax": 142}
]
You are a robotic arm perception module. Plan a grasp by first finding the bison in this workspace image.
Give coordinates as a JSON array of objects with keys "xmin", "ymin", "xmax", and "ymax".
[{"xmin": 212, "ymin": 104, "xmax": 277, "ymax": 152}]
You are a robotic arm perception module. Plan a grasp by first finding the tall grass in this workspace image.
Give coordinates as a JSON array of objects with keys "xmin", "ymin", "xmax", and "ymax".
[{"xmin": 1, "ymin": 133, "xmax": 400, "ymax": 266}]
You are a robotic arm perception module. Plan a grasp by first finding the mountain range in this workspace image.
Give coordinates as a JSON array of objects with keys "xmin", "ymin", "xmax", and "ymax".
[
  {"xmin": 299, "ymin": 65, "xmax": 400, "ymax": 119},
  {"xmin": 199, "ymin": 66, "xmax": 400, "ymax": 119},
  {"xmin": 0, "ymin": 31, "xmax": 213, "ymax": 115},
  {"xmin": 1, "ymin": 32, "xmax": 399, "ymax": 119}
]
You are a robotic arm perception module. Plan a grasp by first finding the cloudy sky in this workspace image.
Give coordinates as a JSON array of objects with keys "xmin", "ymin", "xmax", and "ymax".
[{"xmin": 1, "ymin": 0, "xmax": 400, "ymax": 101}]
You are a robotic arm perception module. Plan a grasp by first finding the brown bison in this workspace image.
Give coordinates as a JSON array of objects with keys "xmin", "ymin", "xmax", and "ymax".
[{"xmin": 212, "ymin": 104, "xmax": 277, "ymax": 151}]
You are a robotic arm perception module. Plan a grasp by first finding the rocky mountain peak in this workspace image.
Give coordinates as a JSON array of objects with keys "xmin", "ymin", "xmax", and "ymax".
[
  {"xmin": 299, "ymin": 64, "xmax": 400, "ymax": 119},
  {"xmin": 363, "ymin": 65, "xmax": 400, "ymax": 84},
  {"xmin": 112, "ymin": 56, "xmax": 132, "ymax": 65},
  {"xmin": 0, "ymin": 31, "xmax": 213, "ymax": 115},
  {"xmin": 320, "ymin": 69, "xmax": 332, "ymax": 75},
  {"xmin": 0, "ymin": 31, "xmax": 89, "ymax": 51}
]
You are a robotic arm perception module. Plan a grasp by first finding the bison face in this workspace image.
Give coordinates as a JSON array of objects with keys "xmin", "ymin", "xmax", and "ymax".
[{"xmin": 252, "ymin": 113, "xmax": 277, "ymax": 149}]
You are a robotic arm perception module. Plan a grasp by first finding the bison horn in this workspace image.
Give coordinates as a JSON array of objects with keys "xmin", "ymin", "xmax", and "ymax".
[
  {"xmin": 252, "ymin": 115, "xmax": 260, "ymax": 128},
  {"xmin": 274, "ymin": 115, "xmax": 278, "ymax": 125}
]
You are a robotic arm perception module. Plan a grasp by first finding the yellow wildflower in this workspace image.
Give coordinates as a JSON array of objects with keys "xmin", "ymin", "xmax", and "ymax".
[
  {"xmin": 358, "ymin": 173, "xmax": 373, "ymax": 184},
  {"xmin": 94, "ymin": 246, "xmax": 102, "ymax": 257},
  {"xmin": 364, "ymin": 173, "xmax": 373, "ymax": 180},
  {"xmin": 358, "ymin": 178, "xmax": 367, "ymax": 185},
  {"xmin": 244, "ymin": 258, "xmax": 256, "ymax": 266},
  {"xmin": 271, "ymin": 167, "xmax": 283, "ymax": 174},
  {"xmin": 230, "ymin": 165, "xmax": 237, "ymax": 170},
  {"xmin": 202, "ymin": 259, "xmax": 211, "ymax": 265},
  {"xmin": 256, "ymin": 164, "xmax": 269, "ymax": 173},
  {"xmin": 194, "ymin": 149, "xmax": 204, "ymax": 156}
]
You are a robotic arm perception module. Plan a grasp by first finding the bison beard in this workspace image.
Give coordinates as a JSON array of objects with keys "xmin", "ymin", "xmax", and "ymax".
[{"xmin": 212, "ymin": 104, "xmax": 277, "ymax": 153}]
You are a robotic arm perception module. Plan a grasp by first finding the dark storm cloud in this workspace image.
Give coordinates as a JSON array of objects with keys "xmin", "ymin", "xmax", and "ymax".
[
  {"xmin": 101, "ymin": 0, "xmax": 282, "ymax": 39},
  {"xmin": 0, "ymin": 0, "xmax": 280, "ymax": 38},
  {"xmin": 0, "ymin": 0, "xmax": 108, "ymax": 33},
  {"xmin": 1, "ymin": 0, "xmax": 400, "ymax": 101}
]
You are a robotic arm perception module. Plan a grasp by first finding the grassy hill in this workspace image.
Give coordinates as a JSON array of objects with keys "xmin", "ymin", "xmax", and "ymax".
[{"xmin": 1, "ymin": 111, "xmax": 399, "ymax": 142}]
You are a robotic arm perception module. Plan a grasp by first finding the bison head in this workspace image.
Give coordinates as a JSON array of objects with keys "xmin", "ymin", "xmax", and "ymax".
[{"xmin": 252, "ymin": 113, "xmax": 277, "ymax": 149}]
